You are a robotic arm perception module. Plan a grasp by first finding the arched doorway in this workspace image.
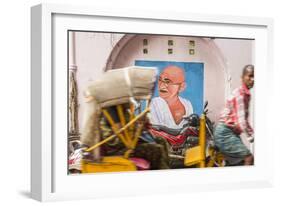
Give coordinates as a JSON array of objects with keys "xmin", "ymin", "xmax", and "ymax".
[{"xmin": 105, "ymin": 34, "xmax": 231, "ymax": 122}]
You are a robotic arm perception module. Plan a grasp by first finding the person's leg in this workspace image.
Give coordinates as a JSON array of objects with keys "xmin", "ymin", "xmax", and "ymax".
[
  {"xmin": 214, "ymin": 123, "xmax": 254, "ymax": 165},
  {"xmin": 213, "ymin": 123, "xmax": 229, "ymax": 153},
  {"xmin": 244, "ymin": 154, "xmax": 254, "ymax": 165}
]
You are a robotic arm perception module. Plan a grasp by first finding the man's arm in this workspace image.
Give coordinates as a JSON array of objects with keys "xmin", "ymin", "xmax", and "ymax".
[{"xmin": 235, "ymin": 92, "xmax": 254, "ymax": 137}]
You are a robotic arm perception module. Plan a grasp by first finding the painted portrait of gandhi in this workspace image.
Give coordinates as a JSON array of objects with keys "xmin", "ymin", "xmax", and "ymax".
[{"xmin": 150, "ymin": 65, "xmax": 193, "ymax": 129}]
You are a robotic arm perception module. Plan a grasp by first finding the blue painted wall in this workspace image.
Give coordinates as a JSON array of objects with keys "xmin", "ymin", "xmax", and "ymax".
[{"xmin": 135, "ymin": 60, "xmax": 204, "ymax": 115}]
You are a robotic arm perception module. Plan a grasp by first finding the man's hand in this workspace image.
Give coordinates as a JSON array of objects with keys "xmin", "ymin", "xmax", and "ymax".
[{"xmin": 247, "ymin": 136, "xmax": 254, "ymax": 143}]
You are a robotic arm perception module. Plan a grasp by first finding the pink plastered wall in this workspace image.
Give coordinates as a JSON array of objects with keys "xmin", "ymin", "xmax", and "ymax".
[
  {"xmin": 71, "ymin": 32, "xmax": 253, "ymax": 132},
  {"xmin": 72, "ymin": 32, "xmax": 123, "ymax": 131}
]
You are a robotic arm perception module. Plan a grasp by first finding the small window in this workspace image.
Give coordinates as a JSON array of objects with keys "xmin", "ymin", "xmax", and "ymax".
[
  {"xmin": 168, "ymin": 48, "xmax": 173, "ymax": 54},
  {"xmin": 189, "ymin": 49, "xmax": 195, "ymax": 55},
  {"xmin": 143, "ymin": 48, "xmax": 148, "ymax": 54},
  {"xmin": 143, "ymin": 39, "xmax": 148, "ymax": 46},
  {"xmin": 168, "ymin": 40, "xmax": 173, "ymax": 46},
  {"xmin": 189, "ymin": 40, "xmax": 195, "ymax": 47}
]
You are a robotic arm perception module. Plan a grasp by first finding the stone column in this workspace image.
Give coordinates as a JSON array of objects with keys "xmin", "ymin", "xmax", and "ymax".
[{"xmin": 68, "ymin": 31, "xmax": 80, "ymax": 141}]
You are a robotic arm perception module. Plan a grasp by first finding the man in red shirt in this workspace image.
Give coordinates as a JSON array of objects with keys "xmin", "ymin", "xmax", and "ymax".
[{"xmin": 214, "ymin": 65, "xmax": 254, "ymax": 165}]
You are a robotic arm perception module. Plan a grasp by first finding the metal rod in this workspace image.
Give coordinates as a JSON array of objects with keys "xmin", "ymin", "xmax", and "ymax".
[
  {"xmin": 85, "ymin": 107, "xmax": 150, "ymax": 152},
  {"xmin": 102, "ymin": 108, "xmax": 129, "ymax": 147},
  {"xmin": 199, "ymin": 114, "xmax": 206, "ymax": 168},
  {"xmin": 117, "ymin": 105, "xmax": 131, "ymax": 145}
]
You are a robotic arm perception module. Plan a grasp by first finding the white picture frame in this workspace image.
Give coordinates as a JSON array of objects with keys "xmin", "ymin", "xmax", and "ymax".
[{"xmin": 31, "ymin": 3, "xmax": 274, "ymax": 202}]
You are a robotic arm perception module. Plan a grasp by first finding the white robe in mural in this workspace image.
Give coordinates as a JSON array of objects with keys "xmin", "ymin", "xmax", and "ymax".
[{"xmin": 150, "ymin": 96, "xmax": 193, "ymax": 129}]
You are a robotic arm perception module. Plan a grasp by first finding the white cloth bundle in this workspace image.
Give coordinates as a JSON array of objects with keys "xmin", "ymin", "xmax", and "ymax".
[
  {"xmin": 81, "ymin": 66, "xmax": 157, "ymax": 156},
  {"xmin": 84, "ymin": 66, "xmax": 157, "ymax": 108}
]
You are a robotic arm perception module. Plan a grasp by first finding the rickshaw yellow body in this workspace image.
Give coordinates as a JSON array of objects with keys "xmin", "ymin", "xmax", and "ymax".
[
  {"xmin": 184, "ymin": 114, "xmax": 206, "ymax": 168},
  {"xmin": 82, "ymin": 156, "xmax": 137, "ymax": 173},
  {"xmin": 81, "ymin": 105, "xmax": 149, "ymax": 173}
]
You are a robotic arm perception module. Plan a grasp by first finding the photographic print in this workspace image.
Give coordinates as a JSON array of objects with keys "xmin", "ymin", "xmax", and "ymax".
[
  {"xmin": 67, "ymin": 31, "xmax": 255, "ymax": 174},
  {"xmin": 31, "ymin": 4, "xmax": 274, "ymax": 201}
]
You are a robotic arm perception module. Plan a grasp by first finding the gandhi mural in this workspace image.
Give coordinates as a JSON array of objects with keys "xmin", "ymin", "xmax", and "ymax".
[{"xmin": 150, "ymin": 65, "xmax": 193, "ymax": 129}]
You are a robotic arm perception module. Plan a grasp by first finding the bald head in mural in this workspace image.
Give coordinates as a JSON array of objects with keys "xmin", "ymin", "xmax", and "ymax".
[{"xmin": 150, "ymin": 65, "xmax": 193, "ymax": 129}]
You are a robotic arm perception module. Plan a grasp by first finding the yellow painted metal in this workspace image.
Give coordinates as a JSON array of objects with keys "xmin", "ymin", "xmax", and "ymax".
[
  {"xmin": 184, "ymin": 114, "xmax": 206, "ymax": 168},
  {"xmin": 117, "ymin": 105, "xmax": 131, "ymax": 145},
  {"xmin": 84, "ymin": 132, "xmax": 117, "ymax": 153},
  {"xmin": 124, "ymin": 149, "xmax": 133, "ymax": 159},
  {"xmin": 206, "ymin": 146, "xmax": 215, "ymax": 167},
  {"xmin": 206, "ymin": 158, "xmax": 215, "ymax": 167},
  {"xmin": 132, "ymin": 123, "xmax": 144, "ymax": 149},
  {"xmin": 205, "ymin": 141, "xmax": 226, "ymax": 167},
  {"xmin": 129, "ymin": 104, "xmax": 135, "ymax": 139},
  {"xmin": 82, "ymin": 105, "xmax": 150, "ymax": 173},
  {"xmin": 102, "ymin": 108, "xmax": 129, "ymax": 147},
  {"xmin": 82, "ymin": 156, "xmax": 137, "ymax": 173},
  {"xmin": 206, "ymin": 151, "xmax": 225, "ymax": 167},
  {"xmin": 184, "ymin": 146, "xmax": 202, "ymax": 166},
  {"xmin": 85, "ymin": 107, "xmax": 150, "ymax": 153},
  {"xmin": 199, "ymin": 114, "xmax": 206, "ymax": 168},
  {"xmin": 130, "ymin": 100, "xmax": 148, "ymax": 149},
  {"xmin": 216, "ymin": 153, "xmax": 225, "ymax": 167}
]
